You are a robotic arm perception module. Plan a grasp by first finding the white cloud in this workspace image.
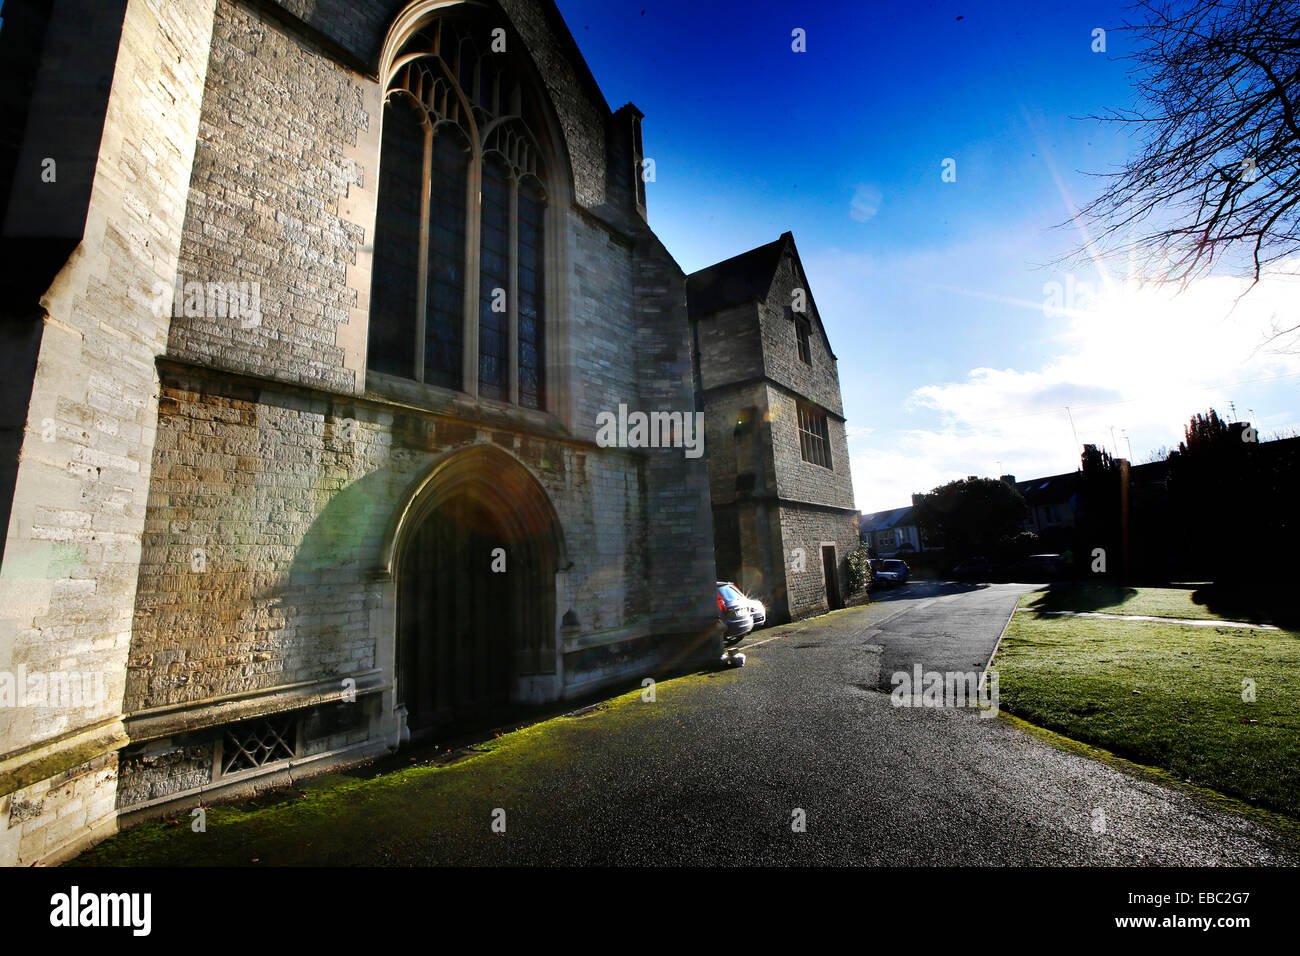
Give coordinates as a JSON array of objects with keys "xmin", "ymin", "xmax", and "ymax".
[
  {"xmin": 849, "ymin": 183, "xmax": 883, "ymax": 224},
  {"xmin": 850, "ymin": 266, "xmax": 1300, "ymax": 513}
]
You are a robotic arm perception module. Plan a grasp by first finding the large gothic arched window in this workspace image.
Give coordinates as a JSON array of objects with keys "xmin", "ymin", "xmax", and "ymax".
[{"xmin": 369, "ymin": 13, "xmax": 551, "ymax": 410}]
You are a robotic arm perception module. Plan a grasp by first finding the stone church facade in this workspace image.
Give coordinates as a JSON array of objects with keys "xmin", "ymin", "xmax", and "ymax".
[
  {"xmin": 0, "ymin": 0, "xmax": 719, "ymax": 866},
  {"xmin": 688, "ymin": 233, "xmax": 863, "ymax": 622}
]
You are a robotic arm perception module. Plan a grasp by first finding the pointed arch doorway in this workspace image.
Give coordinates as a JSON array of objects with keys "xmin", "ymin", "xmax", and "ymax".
[{"xmin": 388, "ymin": 445, "xmax": 564, "ymax": 737}]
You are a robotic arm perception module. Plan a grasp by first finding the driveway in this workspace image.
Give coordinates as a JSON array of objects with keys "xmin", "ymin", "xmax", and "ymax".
[
  {"xmin": 833, "ymin": 580, "xmax": 1029, "ymax": 687},
  {"xmin": 73, "ymin": 584, "xmax": 1300, "ymax": 866}
]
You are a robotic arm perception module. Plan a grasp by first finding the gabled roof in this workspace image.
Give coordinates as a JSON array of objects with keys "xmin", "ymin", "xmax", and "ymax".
[
  {"xmin": 859, "ymin": 506, "xmax": 914, "ymax": 532},
  {"xmin": 686, "ymin": 231, "xmax": 837, "ymax": 359},
  {"xmin": 1013, "ymin": 472, "xmax": 1078, "ymax": 505},
  {"xmin": 685, "ymin": 234, "xmax": 788, "ymax": 317}
]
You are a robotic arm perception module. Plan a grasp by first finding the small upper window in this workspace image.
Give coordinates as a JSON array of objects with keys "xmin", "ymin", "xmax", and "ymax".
[{"xmin": 796, "ymin": 315, "xmax": 812, "ymax": 364}]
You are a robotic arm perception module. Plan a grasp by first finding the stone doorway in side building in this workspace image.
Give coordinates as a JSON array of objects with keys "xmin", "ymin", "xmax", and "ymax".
[{"xmin": 821, "ymin": 544, "xmax": 843, "ymax": 611}]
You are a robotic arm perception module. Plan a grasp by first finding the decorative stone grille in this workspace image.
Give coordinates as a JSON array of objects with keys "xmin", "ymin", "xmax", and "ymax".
[{"xmin": 221, "ymin": 715, "xmax": 298, "ymax": 775}]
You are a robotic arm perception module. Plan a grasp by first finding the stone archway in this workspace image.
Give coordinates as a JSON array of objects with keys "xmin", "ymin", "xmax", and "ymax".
[{"xmin": 384, "ymin": 445, "xmax": 564, "ymax": 737}]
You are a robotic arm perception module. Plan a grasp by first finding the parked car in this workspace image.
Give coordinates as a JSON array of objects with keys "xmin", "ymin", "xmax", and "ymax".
[
  {"xmin": 874, "ymin": 559, "xmax": 910, "ymax": 587},
  {"xmin": 716, "ymin": 582, "xmax": 755, "ymax": 645}
]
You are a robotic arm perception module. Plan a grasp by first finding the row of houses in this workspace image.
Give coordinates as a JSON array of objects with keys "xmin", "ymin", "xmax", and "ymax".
[
  {"xmin": 859, "ymin": 472, "xmax": 1082, "ymax": 557},
  {"xmin": 863, "ymin": 430, "xmax": 1296, "ymax": 574}
]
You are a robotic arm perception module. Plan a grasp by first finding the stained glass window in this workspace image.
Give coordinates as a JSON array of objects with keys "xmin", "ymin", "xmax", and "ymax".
[
  {"xmin": 369, "ymin": 14, "xmax": 551, "ymax": 412},
  {"xmin": 517, "ymin": 181, "xmax": 545, "ymax": 409}
]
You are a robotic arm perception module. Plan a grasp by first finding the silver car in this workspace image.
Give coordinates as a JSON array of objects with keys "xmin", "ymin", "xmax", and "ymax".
[{"xmin": 717, "ymin": 581, "xmax": 765, "ymax": 644}]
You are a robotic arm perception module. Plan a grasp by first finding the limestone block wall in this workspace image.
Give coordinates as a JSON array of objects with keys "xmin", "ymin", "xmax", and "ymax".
[
  {"xmin": 164, "ymin": 0, "xmax": 374, "ymax": 394},
  {"xmin": 120, "ymin": 363, "xmax": 701, "ymax": 743},
  {"xmin": 694, "ymin": 303, "xmax": 764, "ymax": 391},
  {"xmin": 779, "ymin": 504, "xmax": 864, "ymax": 620},
  {"xmin": 269, "ymin": 0, "xmax": 406, "ymax": 64},
  {"xmin": 497, "ymin": 0, "xmax": 611, "ymax": 211},
  {"xmin": 3, "ymin": 0, "xmax": 720, "ymax": 853},
  {"xmin": 700, "ymin": 380, "xmax": 777, "ymax": 508},
  {"xmin": 267, "ymin": 0, "xmax": 615, "ymax": 210},
  {"xmin": 126, "ymin": 373, "xmax": 390, "ymax": 714},
  {"xmin": 766, "ymin": 383, "xmax": 855, "ymax": 510},
  {"xmin": 0, "ymin": 0, "xmax": 220, "ymax": 866},
  {"xmin": 568, "ymin": 213, "xmax": 638, "ymax": 439},
  {"xmin": 630, "ymin": 235, "xmax": 717, "ymax": 642},
  {"xmin": 757, "ymin": 249, "xmax": 845, "ymax": 418}
]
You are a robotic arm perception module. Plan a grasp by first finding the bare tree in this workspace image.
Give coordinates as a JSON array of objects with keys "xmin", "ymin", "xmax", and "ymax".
[{"xmin": 1077, "ymin": 0, "xmax": 1300, "ymax": 304}]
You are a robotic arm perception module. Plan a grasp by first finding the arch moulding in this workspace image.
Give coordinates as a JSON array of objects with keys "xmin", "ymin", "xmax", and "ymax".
[{"xmin": 375, "ymin": 442, "xmax": 568, "ymax": 581}]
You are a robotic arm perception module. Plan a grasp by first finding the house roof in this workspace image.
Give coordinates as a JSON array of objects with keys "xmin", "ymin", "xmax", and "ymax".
[
  {"xmin": 1013, "ymin": 472, "xmax": 1077, "ymax": 506},
  {"xmin": 859, "ymin": 506, "xmax": 914, "ymax": 532},
  {"xmin": 686, "ymin": 231, "xmax": 837, "ymax": 359},
  {"xmin": 685, "ymin": 235, "xmax": 788, "ymax": 317},
  {"xmin": 1129, "ymin": 459, "xmax": 1171, "ymax": 484}
]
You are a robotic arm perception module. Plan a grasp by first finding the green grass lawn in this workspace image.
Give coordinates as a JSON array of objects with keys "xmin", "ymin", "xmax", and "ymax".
[{"xmin": 996, "ymin": 587, "xmax": 1300, "ymax": 819}]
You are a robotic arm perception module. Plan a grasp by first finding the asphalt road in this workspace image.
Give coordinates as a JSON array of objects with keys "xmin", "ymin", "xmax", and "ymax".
[
  {"xmin": 85, "ymin": 582, "xmax": 1300, "ymax": 866},
  {"xmin": 807, "ymin": 579, "xmax": 1021, "ymax": 688}
]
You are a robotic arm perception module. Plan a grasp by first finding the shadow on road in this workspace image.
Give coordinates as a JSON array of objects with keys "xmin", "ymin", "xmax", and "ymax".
[{"xmin": 867, "ymin": 580, "xmax": 990, "ymax": 602}]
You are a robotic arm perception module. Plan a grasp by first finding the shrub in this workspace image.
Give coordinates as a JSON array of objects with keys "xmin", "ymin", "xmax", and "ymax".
[{"xmin": 846, "ymin": 545, "xmax": 873, "ymax": 594}]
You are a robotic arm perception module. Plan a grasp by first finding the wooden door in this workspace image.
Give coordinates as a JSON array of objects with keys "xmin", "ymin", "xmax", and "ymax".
[
  {"xmin": 398, "ymin": 493, "xmax": 512, "ymax": 733},
  {"xmin": 821, "ymin": 545, "xmax": 843, "ymax": 610}
]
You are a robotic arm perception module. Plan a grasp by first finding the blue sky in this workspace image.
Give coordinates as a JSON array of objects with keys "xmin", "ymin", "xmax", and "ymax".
[{"xmin": 555, "ymin": 0, "xmax": 1300, "ymax": 511}]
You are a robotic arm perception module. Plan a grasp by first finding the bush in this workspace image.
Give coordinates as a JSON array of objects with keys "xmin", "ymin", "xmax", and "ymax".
[{"xmin": 846, "ymin": 545, "xmax": 873, "ymax": 594}]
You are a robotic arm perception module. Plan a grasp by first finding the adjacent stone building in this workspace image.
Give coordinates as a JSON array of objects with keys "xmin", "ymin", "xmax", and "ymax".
[
  {"xmin": 687, "ymin": 233, "xmax": 863, "ymax": 622},
  {"xmin": 0, "ymin": 0, "xmax": 719, "ymax": 865}
]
